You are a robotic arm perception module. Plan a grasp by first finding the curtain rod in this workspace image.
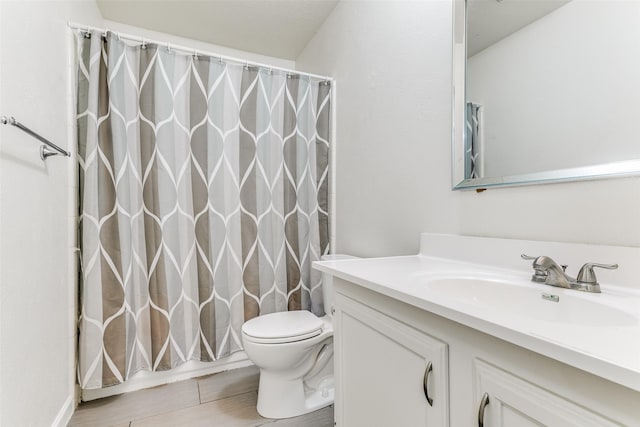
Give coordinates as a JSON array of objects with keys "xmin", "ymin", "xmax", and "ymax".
[{"xmin": 67, "ymin": 22, "xmax": 333, "ymax": 83}]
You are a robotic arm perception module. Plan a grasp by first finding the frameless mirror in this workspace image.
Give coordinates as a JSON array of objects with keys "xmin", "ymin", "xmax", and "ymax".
[{"xmin": 452, "ymin": 0, "xmax": 640, "ymax": 190}]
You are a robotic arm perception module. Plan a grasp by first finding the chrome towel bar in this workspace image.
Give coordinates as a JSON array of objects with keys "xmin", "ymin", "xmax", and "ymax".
[{"xmin": 1, "ymin": 115, "xmax": 70, "ymax": 160}]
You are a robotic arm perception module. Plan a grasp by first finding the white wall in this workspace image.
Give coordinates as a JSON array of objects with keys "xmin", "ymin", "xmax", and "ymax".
[
  {"xmin": 296, "ymin": 0, "xmax": 457, "ymax": 256},
  {"xmin": 103, "ymin": 20, "xmax": 297, "ymax": 70},
  {"xmin": 296, "ymin": 0, "xmax": 640, "ymax": 257},
  {"xmin": 0, "ymin": 1, "xmax": 103, "ymax": 426},
  {"xmin": 467, "ymin": 0, "xmax": 640, "ymax": 177}
]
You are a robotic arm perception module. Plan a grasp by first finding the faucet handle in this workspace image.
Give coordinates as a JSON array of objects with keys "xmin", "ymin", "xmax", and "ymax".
[
  {"xmin": 521, "ymin": 254, "xmax": 548, "ymax": 282},
  {"xmin": 576, "ymin": 262, "xmax": 619, "ymax": 284},
  {"xmin": 522, "ymin": 254, "xmax": 567, "ymax": 270}
]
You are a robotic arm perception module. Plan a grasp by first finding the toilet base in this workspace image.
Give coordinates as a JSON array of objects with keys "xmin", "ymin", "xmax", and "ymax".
[{"xmin": 256, "ymin": 371, "xmax": 334, "ymax": 419}]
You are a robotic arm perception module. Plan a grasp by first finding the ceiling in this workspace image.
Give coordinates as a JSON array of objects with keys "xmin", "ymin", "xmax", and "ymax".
[
  {"xmin": 96, "ymin": 0, "xmax": 339, "ymax": 60},
  {"xmin": 467, "ymin": 0, "xmax": 572, "ymax": 57}
]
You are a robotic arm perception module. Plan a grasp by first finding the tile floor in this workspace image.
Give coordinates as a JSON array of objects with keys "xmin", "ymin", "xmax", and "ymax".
[{"xmin": 69, "ymin": 366, "xmax": 334, "ymax": 427}]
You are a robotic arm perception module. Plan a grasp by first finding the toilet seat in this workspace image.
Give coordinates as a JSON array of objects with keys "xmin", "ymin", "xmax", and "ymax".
[{"xmin": 242, "ymin": 310, "xmax": 324, "ymax": 344}]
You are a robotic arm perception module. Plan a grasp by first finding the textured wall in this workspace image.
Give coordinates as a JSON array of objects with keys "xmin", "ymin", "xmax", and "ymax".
[{"xmin": 0, "ymin": 1, "xmax": 103, "ymax": 425}]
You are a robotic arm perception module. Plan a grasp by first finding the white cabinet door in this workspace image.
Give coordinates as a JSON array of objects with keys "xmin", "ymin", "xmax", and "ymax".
[
  {"xmin": 334, "ymin": 294, "xmax": 449, "ymax": 427},
  {"xmin": 474, "ymin": 359, "xmax": 621, "ymax": 427}
]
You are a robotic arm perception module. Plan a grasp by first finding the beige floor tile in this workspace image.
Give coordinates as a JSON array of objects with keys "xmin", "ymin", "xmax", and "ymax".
[
  {"xmin": 69, "ymin": 379, "xmax": 200, "ymax": 427},
  {"xmin": 68, "ymin": 367, "xmax": 333, "ymax": 427},
  {"xmin": 131, "ymin": 391, "xmax": 270, "ymax": 427},
  {"xmin": 260, "ymin": 405, "xmax": 334, "ymax": 427},
  {"xmin": 197, "ymin": 365, "xmax": 260, "ymax": 403}
]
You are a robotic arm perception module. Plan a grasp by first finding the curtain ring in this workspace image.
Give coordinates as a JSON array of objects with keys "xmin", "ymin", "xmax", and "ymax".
[
  {"xmin": 193, "ymin": 48, "xmax": 199, "ymax": 60},
  {"xmin": 166, "ymin": 43, "xmax": 171, "ymax": 52},
  {"xmin": 140, "ymin": 37, "xmax": 147, "ymax": 50}
]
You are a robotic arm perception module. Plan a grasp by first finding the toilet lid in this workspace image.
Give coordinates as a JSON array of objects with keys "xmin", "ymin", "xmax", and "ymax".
[{"xmin": 242, "ymin": 310, "xmax": 323, "ymax": 343}]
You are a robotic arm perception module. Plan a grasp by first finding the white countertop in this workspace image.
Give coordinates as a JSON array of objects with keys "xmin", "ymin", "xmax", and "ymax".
[{"xmin": 314, "ymin": 253, "xmax": 640, "ymax": 392}]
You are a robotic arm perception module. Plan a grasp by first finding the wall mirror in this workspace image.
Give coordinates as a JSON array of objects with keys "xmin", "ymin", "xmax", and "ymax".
[{"xmin": 452, "ymin": 0, "xmax": 640, "ymax": 190}]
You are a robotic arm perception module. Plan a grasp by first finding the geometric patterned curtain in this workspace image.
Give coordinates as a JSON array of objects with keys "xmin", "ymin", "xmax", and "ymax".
[
  {"xmin": 75, "ymin": 30, "xmax": 331, "ymax": 390},
  {"xmin": 465, "ymin": 102, "xmax": 482, "ymax": 179}
]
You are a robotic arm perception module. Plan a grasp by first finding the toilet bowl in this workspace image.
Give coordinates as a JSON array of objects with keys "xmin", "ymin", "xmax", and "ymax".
[{"xmin": 241, "ymin": 254, "xmax": 356, "ymax": 419}]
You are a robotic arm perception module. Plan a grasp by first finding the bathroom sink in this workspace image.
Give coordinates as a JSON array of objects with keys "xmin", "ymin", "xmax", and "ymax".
[
  {"xmin": 314, "ymin": 234, "xmax": 640, "ymax": 393},
  {"xmin": 423, "ymin": 276, "xmax": 639, "ymax": 327}
]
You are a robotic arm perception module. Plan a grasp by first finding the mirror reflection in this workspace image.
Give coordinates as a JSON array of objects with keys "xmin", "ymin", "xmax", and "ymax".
[{"xmin": 461, "ymin": 0, "xmax": 640, "ymax": 184}]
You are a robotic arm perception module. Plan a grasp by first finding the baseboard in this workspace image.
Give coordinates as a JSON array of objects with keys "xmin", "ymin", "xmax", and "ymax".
[
  {"xmin": 51, "ymin": 395, "xmax": 75, "ymax": 427},
  {"xmin": 81, "ymin": 351, "xmax": 253, "ymax": 401}
]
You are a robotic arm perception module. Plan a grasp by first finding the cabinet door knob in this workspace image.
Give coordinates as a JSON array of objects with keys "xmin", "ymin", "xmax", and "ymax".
[
  {"xmin": 423, "ymin": 361, "xmax": 433, "ymax": 406},
  {"xmin": 478, "ymin": 392, "xmax": 490, "ymax": 427}
]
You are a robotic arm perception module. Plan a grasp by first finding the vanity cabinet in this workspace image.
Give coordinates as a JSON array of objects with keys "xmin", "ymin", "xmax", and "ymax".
[
  {"xmin": 334, "ymin": 293, "xmax": 449, "ymax": 427},
  {"xmin": 332, "ymin": 278, "xmax": 640, "ymax": 427},
  {"xmin": 474, "ymin": 359, "xmax": 619, "ymax": 427}
]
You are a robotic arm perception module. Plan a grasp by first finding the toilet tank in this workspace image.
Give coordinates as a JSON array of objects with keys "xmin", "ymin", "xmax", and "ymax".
[{"xmin": 320, "ymin": 254, "xmax": 358, "ymax": 317}]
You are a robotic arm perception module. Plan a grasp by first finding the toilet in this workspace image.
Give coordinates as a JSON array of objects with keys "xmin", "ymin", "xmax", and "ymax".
[{"xmin": 241, "ymin": 254, "xmax": 356, "ymax": 419}]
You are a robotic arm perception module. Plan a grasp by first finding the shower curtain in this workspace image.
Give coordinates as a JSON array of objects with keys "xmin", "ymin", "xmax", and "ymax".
[
  {"xmin": 76, "ymin": 31, "xmax": 331, "ymax": 389},
  {"xmin": 465, "ymin": 102, "xmax": 482, "ymax": 179}
]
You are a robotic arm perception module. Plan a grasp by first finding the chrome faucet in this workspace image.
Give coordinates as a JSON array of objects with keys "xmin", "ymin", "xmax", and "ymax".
[{"xmin": 521, "ymin": 254, "xmax": 618, "ymax": 293}]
